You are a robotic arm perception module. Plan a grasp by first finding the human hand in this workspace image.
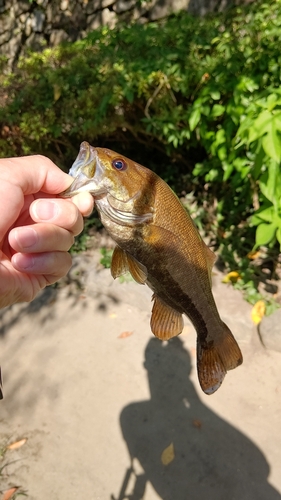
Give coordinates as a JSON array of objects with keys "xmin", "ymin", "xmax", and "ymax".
[{"xmin": 0, "ymin": 154, "xmax": 94, "ymax": 308}]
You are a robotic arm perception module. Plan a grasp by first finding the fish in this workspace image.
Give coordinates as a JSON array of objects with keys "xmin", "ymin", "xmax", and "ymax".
[{"xmin": 61, "ymin": 141, "xmax": 243, "ymax": 394}]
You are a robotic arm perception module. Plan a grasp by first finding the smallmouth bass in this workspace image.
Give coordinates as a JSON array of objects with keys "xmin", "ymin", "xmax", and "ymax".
[{"xmin": 62, "ymin": 142, "xmax": 242, "ymax": 394}]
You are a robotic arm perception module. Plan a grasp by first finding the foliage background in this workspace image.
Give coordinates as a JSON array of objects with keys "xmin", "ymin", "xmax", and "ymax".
[{"xmin": 1, "ymin": 0, "xmax": 281, "ymax": 307}]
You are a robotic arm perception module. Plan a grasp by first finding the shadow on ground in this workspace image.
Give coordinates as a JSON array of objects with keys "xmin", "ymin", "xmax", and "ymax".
[
  {"xmin": 115, "ymin": 337, "xmax": 280, "ymax": 500},
  {"xmin": 0, "ymin": 254, "xmax": 121, "ymax": 339}
]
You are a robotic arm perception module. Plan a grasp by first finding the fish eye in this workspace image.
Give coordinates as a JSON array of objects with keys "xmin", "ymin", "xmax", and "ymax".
[{"xmin": 112, "ymin": 158, "xmax": 127, "ymax": 171}]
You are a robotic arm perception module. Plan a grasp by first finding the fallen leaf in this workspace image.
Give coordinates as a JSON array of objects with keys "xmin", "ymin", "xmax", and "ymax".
[
  {"xmin": 1, "ymin": 487, "xmax": 19, "ymax": 500},
  {"xmin": 222, "ymin": 271, "xmax": 241, "ymax": 284},
  {"xmin": 251, "ymin": 300, "xmax": 266, "ymax": 325},
  {"xmin": 118, "ymin": 331, "xmax": 133, "ymax": 339},
  {"xmin": 247, "ymin": 250, "xmax": 261, "ymax": 260},
  {"xmin": 192, "ymin": 419, "xmax": 202, "ymax": 429},
  {"xmin": 161, "ymin": 443, "xmax": 175, "ymax": 466},
  {"xmin": 6, "ymin": 438, "xmax": 27, "ymax": 450}
]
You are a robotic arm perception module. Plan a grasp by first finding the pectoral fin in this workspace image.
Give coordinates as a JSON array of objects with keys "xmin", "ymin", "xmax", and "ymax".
[
  {"xmin": 111, "ymin": 246, "xmax": 128, "ymax": 279},
  {"xmin": 151, "ymin": 294, "xmax": 184, "ymax": 340},
  {"xmin": 111, "ymin": 246, "xmax": 147, "ymax": 284}
]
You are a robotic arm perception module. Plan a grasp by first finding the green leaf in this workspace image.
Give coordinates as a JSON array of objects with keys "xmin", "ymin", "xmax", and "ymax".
[
  {"xmin": 205, "ymin": 168, "xmax": 219, "ymax": 182},
  {"xmin": 267, "ymin": 93, "xmax": 278, "ymax": 111},
  {"xmin": 245, "ymin": 78, "xmax": 259, "ymax": 93},
  {"xmin": 218, "ymin": 145, "xmax": 227, "ymax": 161},
  {"xmin": 276, "ymin": 227, "xmax": 281, "ymax": 248},
  {"xmin": 255, "ymin": 222, "xmax": 277, "ymax": 247},
  {"xmin": 252, "ymin": 206, "xmax": 275, "ymax": 224},
  {"xmin": 252, "ymin": 110, "xmax": 272, "ymax": 137},
  {"xmin": 274, "ymin": 112, "xmax": 281, "ymax": 131},
  {"xmin": 210, "ymin": 91, "xmax": 220, "ymax": 100},
  {"xmin": 189, "ymin": 108, "xmax": 201, "ymax": 131},
  {"xmin": 248, "ymin": 126, "xmax": 260, "ymax": 144},
  {"xmin": 259, "ymin": 161, "xmax": 281, "ymax": 205},
  {"xmin": 223, "ymin": 163, "xmax": 234, "ymax": 181},
  {"xmin": 262, "ymin": 124, "xmax": 281, "ymax": 162},
  {"xmin": 211, "ymin": 104, "xmax": 225, "ymax": 117}
]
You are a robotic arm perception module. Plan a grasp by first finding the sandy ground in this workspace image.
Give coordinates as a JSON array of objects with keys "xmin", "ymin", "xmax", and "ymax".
[{"xmin": 0, "ymin": 250, "xmax": 281, "ymax": 500}]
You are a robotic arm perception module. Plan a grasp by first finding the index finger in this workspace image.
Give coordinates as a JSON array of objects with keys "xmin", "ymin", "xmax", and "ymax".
[
  {"xmin": 0, "ymin": 155, "xmax": 73, "ymax": 239},
  {"xmin": 0, "ymin": 155, "xmax": 72, "ymax": 195}
]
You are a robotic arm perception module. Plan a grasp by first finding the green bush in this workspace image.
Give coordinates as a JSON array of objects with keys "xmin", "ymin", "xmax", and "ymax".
[{"xmin": 1, "ymin": 0, "xmax": 281, "ymax": 304}]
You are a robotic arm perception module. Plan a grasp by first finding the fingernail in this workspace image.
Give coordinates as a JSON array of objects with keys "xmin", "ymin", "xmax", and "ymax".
[
  {"xmin": 14, "ymin": 227, "xmax": 38, "ymax": 249},
  {"xmin": 13, "ymin": 253, "xmax": 35, "ymax": 270},
  {"xmin": 33, "ymin": 200, "xmax": 59, "ymax": 221}
]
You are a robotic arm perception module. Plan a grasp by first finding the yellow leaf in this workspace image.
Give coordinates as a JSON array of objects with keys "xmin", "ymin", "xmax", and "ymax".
[
  {"xmin": 222, "ymin": 271, "xmax": 241, "ymax": 284},
  {"xmin": 247, "ymin": 250, "xmax": 261, "ymax": 260},
  {"xmin": 161, "ymin": 442, "xmax": 175, "ymax": 466},
  {"xmin": 6, "ymin": 438, "xmax": 27, "ymax": 450},
  {"xmin": 251, "ymin": 300, "xmax": 266, "ymax": 325}
]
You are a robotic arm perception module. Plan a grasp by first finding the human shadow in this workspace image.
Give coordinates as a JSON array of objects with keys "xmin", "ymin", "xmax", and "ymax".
[{"xmin": 115, "ymin": 337, "xmax": 280, "ymax": 500}]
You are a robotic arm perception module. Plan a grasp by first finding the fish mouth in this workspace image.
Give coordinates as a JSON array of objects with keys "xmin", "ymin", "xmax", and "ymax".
[{"xmin": 60, "ymin": 141, "xmax": 105, "ymax": 198}]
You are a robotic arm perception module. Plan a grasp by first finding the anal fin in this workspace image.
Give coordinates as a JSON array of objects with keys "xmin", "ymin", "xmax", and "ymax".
[
  {"xmin": 151, "ymin": 295, "xmax": 184, "ymax": 341},
  {"xmin": 197, "ymin": 322, "xmax": 243, "ymax": 395}
]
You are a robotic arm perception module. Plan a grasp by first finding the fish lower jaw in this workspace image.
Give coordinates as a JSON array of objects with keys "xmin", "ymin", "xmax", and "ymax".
[{"xmin": 61, "ymin": 182, "xmax": 106, "ymax": 198}]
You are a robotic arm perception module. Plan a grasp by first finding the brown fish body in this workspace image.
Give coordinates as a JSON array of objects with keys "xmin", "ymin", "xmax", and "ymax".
[{"xmin": 63, "ymin": 142, "xmax": 242, "ymax": 394}]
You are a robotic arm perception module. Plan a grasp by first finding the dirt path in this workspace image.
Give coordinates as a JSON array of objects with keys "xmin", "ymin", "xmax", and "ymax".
[{"xmin": 0, "ymin": 250, "xmax": 281, "ymax": 499}]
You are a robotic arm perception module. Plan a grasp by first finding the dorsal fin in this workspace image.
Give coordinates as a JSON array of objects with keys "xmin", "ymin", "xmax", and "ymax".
[{"xmin": 150, "ymin": 294, "xmax": 184, "ymax": 340}]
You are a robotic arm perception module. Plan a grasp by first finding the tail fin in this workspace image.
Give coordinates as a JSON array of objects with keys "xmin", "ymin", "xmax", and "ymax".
[{"xmin": 197, "ymin": 323, "xmax": 243, "ymax": 395}]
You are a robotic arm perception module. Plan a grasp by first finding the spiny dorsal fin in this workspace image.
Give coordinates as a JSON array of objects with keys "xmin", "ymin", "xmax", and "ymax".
[
  {"xmin": 197, "ymin": 323, "xmax": 243, "ymax": 395},
  {"xmin": 111, "ymin": 246, "xmax": 147, "ymax": 284},
  {"xmin": 150, "ymin": 294, "xmax": 184, "ymax": 340}
]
